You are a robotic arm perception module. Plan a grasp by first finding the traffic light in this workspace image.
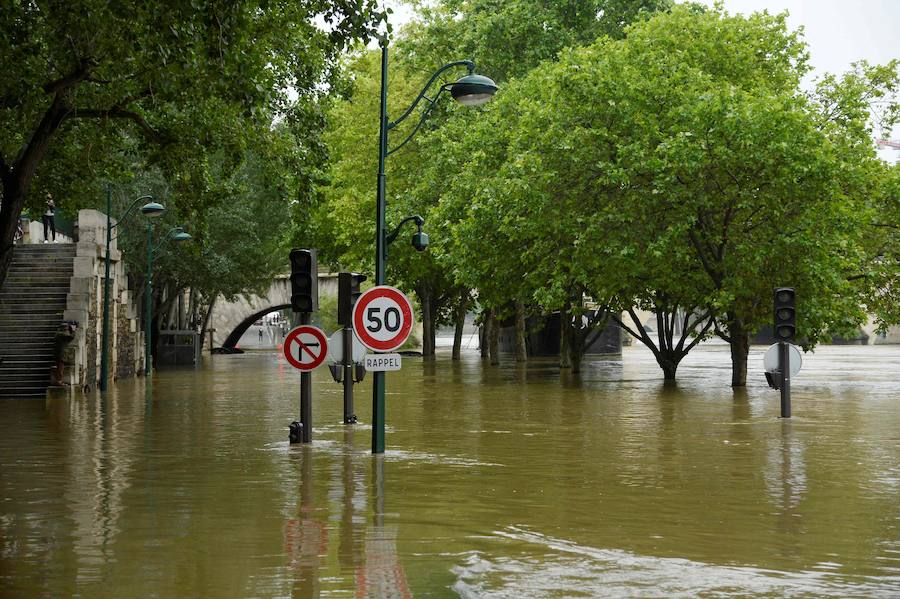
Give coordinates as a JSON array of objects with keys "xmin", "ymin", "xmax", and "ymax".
[
  {"xmin": 338, "ymin": 272, "xmax": 367, "ymax": 326},
  {"xmin": 290, "ymin": 249, "xmax": 317, "ymax": 313},
  {"xmin": 773, "ymin": 287, "xmax": 796, "ymax": 342}
]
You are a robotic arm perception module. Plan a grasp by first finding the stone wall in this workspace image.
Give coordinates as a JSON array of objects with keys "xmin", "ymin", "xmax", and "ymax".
[
  {"xmin": 209, "ymin": 274, "xmax": 339, "ymax": 348},
  {"xmin": 61, "ymin": 210, "xmax": 145, "ymax": 389}
]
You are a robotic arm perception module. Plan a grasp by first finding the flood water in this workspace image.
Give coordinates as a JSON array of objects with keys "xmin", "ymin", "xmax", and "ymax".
[{"xmin": 1, "ymin": 343, "xmax": 898, "ymax": 597}]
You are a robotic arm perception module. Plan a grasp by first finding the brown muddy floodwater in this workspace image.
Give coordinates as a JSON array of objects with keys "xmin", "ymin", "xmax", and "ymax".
[{"xmin": 1, "ymin": 343, "xmax": 898, "ymax": 598}]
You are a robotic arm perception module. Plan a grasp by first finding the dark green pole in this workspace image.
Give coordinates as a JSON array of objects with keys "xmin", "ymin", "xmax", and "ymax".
[
  {"xmin": 372, "ymin": 39, "xmax": 389, "ymax": 454},
  {"xmin": 145, "ymin": 222, "xmax": 153, "ymax": 376},
  {"xmin": 100, "ymin": 186, "xmax": 112, "ymax": 391},
  {"xmin": 779, "ymin": 341, "xmax": 791, "ymax": 417}
]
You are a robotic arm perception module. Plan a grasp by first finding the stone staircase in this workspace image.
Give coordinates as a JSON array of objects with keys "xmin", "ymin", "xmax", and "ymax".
[{"xmin": 0, "ymin": 244, "xmax": 75, "ymax": 398}]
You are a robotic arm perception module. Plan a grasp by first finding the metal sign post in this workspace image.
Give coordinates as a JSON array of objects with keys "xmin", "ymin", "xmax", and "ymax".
[
  {"xmin": 352, "ymin": 286, "xmax": 415, "ymax": 453},
  {"xmin": 283, "ymin": 322, "xmax": 328, "ymax": 444},
  {"xmin": 343, "ymin": 326, "xmax": 356, "ymax": 423},
  {"xmin": 300, "ymin": 314, "xmax": 313, "ymax": 441},
  {"xmin": 778, "ymin": 341, "xmax": 791, "ymax": 418}
]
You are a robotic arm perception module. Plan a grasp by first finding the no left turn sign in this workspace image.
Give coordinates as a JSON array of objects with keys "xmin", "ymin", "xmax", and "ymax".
[
  {"xmin": 352, "ymin": 286, "xmax": 414, "ymax": 352},
  {"xmin": 283, "ymin": 325, "xmax": 329, "ymax": 371}
]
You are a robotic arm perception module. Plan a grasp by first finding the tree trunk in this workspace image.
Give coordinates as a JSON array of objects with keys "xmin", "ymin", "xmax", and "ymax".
[
  {"xmin": 729, "ymin": 318, "xmax": 750, "ymax": 387},
  {"xmin": 559, "ymin": 304, "xmax": 571, "ymax": 369},
  {"xmin": 660, "ymin": 356, "xmax": 678, "ymax": 380},
  {"xmin": 480, "ymin": 308, "xmax": 491, "ymax": 358},
  {"xmin": 0, "ymin": 181, "xmax": 25, "ymax": 286},
  {"xmin": 514, "ymin": 300, "xmax": 527, "ymax": 362},
  {"xmin": 0, "ymin": 179, "xmax": 27, "ymax": 286},
  {"xmin": 420, "ymin": 288, "xmax": 434, "ymax": 357},
  {"xmin": 0, "ymin": 88, "xmax": 74, "ymax": 284},
  {"xmin": 570, "ymin": 316, "xmax": 583, "ymax": 375},
  {"xmin": 200, "ymin": 295, "xmax": 216, "ymax": 341},
  {"xmin": 452, "ymin": 291, "xmax": 467, "ymax": 360},
  {"xmin": 489, "ymin": 312, "xmax": 500, "ymax": 366}
]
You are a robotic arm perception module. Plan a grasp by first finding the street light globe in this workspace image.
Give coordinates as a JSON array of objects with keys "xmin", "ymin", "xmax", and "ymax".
[
  {"xmin": 140, "ymin": 202, "xmax": 165, "ymax": 218},
  {"xmin": 173, "ymin": 232, "xmax": 192, "ymax": 243},
  {"xmin": 449, "ymin": 73, "xmax": 498, "ymax": 107}
]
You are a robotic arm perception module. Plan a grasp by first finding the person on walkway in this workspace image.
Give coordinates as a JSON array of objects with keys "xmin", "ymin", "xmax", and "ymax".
[
  {"xmin": 258, "ymin": 328, "xmax": 263, "ymax": 343},
  {"xmin": 42, "ymin": 195, "xmax": 56, "ymax": 243}
]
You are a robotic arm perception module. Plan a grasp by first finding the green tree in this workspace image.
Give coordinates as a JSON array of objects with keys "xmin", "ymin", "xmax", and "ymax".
[
  {"xmin": 525, "ymin": 6, "xmax": 894, "ymax": 385},
  {"xmin": 0, "ymin": 0, "xmax": 383, "ymax": 283}
]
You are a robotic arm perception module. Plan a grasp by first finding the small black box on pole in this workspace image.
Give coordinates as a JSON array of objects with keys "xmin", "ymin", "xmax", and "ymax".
[
  {"xmin": 290, "ymin": 249, "xmax": 318, "ymax": 313},
  {"xmin": 338, "ymin": 272, "xmax": 366, "ymax": 326},
  {"xmin": 773, "ymin": 287, "xmax": 796, "ymax": 343}
]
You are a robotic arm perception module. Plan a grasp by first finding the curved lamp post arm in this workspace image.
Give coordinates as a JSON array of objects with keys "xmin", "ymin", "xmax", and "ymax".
[
  {"xmin": 111, "ymin": 195, "xmax": 155, "ymax": 230},
  {"xmin": 386, "ymin": 85, "xmax": 452, "ymax": 157},
  {"xmin": 385, "ymin": 215, "xmax": 424, "ymax": 246},
  {"xmin": 388, "ymin": 60, "xmax": 475, "ymax": 132},
  {"xmin": 151, "ymin": 227, "xmax": 185, "ymax": 255}
]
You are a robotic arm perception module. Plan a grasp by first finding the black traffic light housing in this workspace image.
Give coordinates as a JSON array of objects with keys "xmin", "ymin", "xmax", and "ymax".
[
  {"xmin": 773, "ymin": 287, "xmax": 796, "ymax": 342},
  {"xmin": 290, "ymin": 249, "xmax": 318, "ymax": 313},
  {"xmin": 338, "ymin": 272, "xmax": 367, "ymax": 326}
]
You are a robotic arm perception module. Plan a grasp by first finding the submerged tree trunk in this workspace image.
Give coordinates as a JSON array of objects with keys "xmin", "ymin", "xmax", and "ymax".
[
  {"xmin": 200, "ymin": 295, "xmax": 216, "ymax": 348},
  {"xmin": 728, "ymin": 316, "xmax": 750, "ymax": 387},
  {"xmin": 420, "ymin": 287, "xmax": 434, "ymax": 357},
  {"xmin": 515, "ymin": 300, "xmax": 527, "ymax": 362},
  {"xmin": 452, "ymin": 291, "xmax": 467, "ymax": 360},
  {"xmin": 489, "ymin": 311, "xmax": 500, "ymax": 366},
  {"xmin": 614, "ymin": 304, "xmax": 714, "ymax": 382},
  {"xmin": 559, "ymin": 303, "xmax": 571, "ymax": 369},
  {"xmin": 480, "ymin": 308, "xmax": 492, "ymax": 358}
]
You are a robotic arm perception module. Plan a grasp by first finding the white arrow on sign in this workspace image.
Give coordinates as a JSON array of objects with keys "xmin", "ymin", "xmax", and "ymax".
[{"xmin": 327, "ymin": 330, "xmax": 367, "ymax": 364}]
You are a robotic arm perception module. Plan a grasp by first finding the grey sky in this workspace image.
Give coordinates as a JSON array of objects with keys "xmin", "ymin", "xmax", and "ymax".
[
  {"xmin": 698, "ymin": 0, "xmax": 899, "ymax": 77},
  {"xmin": 384, "ymin": 1, "xmax": 898, "ymax": 76}
]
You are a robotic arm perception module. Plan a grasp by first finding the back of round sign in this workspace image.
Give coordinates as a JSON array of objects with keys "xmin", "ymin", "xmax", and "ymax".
[{"xmin": 763, "ymin": 343, "xmax": 802, "ymax": 377}]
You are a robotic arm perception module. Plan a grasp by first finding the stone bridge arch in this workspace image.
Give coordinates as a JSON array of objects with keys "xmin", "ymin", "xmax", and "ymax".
[{"xmin": 209, "ymin": 274, "xmax": 338, "ymax": 348}]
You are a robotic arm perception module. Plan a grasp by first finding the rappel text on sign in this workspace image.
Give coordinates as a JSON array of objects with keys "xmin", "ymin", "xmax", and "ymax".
[{"xmin": 364, "ymin": 353, "xmax": 402, "ymax": 372}]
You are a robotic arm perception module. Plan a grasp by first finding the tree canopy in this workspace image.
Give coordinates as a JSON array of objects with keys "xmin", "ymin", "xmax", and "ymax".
[{"xmin": 0, "ymin": 0, "xmax": 384, "ymax": 282}]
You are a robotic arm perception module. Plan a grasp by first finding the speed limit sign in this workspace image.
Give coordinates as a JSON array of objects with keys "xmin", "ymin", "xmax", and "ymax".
[{"xmin": 352, "ymin": 286, "xmax": 414, "ymax": 352}]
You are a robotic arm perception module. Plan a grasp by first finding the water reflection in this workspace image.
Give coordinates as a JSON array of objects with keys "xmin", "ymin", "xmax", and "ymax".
[{"xmin": 1, "ymin": 344, "xmax": 898, "ymax": 597}]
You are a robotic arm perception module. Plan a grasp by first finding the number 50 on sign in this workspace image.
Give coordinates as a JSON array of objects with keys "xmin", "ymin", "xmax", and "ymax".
[{"xmin": 352, "ymin": 286, "xmax": 414, "ymax": 352}]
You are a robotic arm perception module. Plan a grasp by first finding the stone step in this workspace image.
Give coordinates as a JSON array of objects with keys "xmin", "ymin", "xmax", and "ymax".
[
  {"xmin": 0, "ymin": 388, "xmax": 47, "ymax": 399},
  {"xmin": 0, "ymin": 371, "xmax": 52, "ymax": 385},
  {"xmin": 0, "ymin": 344, "xmax": 55, "ymax": 355},
  {"xmin": 13, "ymin": 243, "xmax": 76, "ymax": 250},
  {"xmin": 8, "ymin": 260, "xmax": 74, "ymax": 267},
  {"xmin": 0, "ymin": 353, "xmax": 55, "ymax": 362},
  {"xmin": 0, "ymin": 305, "xmax": 66, "ymax": 316},
  {"xmin": 0, "ymin": 325, "xmax": 62, "ymax": 334},
  {"xmin": 0, "ymin": 293, "xmax": 69, "ymax": 301},
  {"xmin": 0, "ymin": 317, "xmax": 63, "ymax": 325},
  {"xmin": 0, "ymin": 300, "xmax": 68, "ymax": 308},
  {"xmin": 10, "ymin": 251, "xmax": 75, "ymax": 260},
  {"xmin": 7, "ymin": 269, "xmax": 74, "ymax": 277},
  {"xmin": 3, "ymin": 275, "xmax": 72, "ymax": 291},
  {"xmin": 9, "ymin": 256, "xmax": 75, "ymax": 263},
  {"xmin": 0, "ymin": 290, "xmax": 70, "ymax": 298}
]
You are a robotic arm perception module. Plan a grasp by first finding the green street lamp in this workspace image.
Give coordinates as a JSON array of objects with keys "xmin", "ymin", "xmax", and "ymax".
[
  {"xmin": 100, "ymin": 189, "xmax": 164, "ymax": 392},
  {"xmin": 145, "ymin": 226, "xmax": 191, "ymax": 376},
  {"xmin": 371, "ymin": 37, "xmax": 497, "ymax": 454}
]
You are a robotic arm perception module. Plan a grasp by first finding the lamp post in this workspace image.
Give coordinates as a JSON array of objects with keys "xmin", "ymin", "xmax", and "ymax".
[
  {"xmin": 372, "ymin": 37, "xmax": 497, "ymax": 454},
  {"xmin": 145, "ymin": 226, "xmax": 192, "ymax": 376},
  {"xmin": 100, "ymin": 188, "xmax": 164, "ymax": 392}
]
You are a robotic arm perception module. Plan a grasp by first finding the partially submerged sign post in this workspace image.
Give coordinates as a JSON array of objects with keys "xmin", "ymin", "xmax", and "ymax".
[{"xmin": 352, "ymin": 286, "xmax": 414, "ymax": 452}]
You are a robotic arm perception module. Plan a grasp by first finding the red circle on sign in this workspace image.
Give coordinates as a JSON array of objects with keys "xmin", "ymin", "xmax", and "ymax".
[
  {"xmin": 283, "ymin": 325, "xmax": 328, "ymax": 371},
  {"xmin": 352, "ymin": 286, "xmax": 414, "ymax": 352}
]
